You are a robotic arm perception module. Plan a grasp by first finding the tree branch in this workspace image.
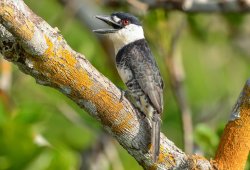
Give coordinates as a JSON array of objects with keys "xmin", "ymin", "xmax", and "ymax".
[
  {"xmin": 214, "ymin": 79, "xmax": 250, "ymax": 170},
  {"xmin": 104, "ymin": 0, "xmax": 250, "ymax": 13},
  {"xmin": 0, "ymin": 0, "xmax": 214, "ymax": 169}
]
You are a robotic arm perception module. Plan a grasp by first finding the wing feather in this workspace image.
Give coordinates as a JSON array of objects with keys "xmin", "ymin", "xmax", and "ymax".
[{"xmin": 129, "ymin": 40, "xmax": 164, "ymax": 114}]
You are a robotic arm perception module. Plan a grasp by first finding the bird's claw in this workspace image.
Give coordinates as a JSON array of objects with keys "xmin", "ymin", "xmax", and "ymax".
[
  {"xmin": 119, "ymin": 88, "xmax": 129, "ymax": 103},
  {"xmin": 118, "ymin": 87, "xmax": 126, "ymax": 103},
  {"xmin": 119, "ymin": 89, "xmax": 125, "ymax": 102},
  {"xmin": 118, "ymin": 88, "xmax": 146, "ymax": 119}
]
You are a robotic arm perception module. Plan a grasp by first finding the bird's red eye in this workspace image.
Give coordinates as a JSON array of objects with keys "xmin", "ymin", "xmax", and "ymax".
[{"xmin": 122, "ymin": 19, "xmax": 129, "ymax": 26}]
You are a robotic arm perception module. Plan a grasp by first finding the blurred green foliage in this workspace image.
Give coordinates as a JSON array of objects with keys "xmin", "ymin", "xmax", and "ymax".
[{"xmin": 0, "ymin": 0, "xmax": 249, "ymax": 169}]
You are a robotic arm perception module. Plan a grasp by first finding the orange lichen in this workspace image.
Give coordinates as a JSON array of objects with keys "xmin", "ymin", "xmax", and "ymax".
[
  {"xmin": 0, "ymin": 5, "xmax": 14, "ymax": 25},
  {"xmin": 77, "ymin": 71, "xmax": 93, "ymax": 90},
  {"xmin": 44, "ymin": 35, "xmax": 55, "ymax": 57},
  {"xmin": 19, "ymin": 20, "xmax": 34, "ymax": 40},
  {"xmin": 188, "ymin": 155, "xmax": 210, "ymax": 170},
  {"xmin": 94, "ymin": 89, "xmax": 134, "ymax": 134},
  {"xmin": 37, "ymin": 36, "xmax": 93, "ymax": 94},
  {"xmin": 0, "ymin": 5, "xmax": 34, "ymax": 40},
  {"xmin": 157, "ymin": 145, "xmax": 176, "ymax": 167},
  {"xmin": 114, "ymin": 110, "xmax": 134, "ymax": 134},
  {"xmin": 214, "ymin": 83, "xmax": 250, "ymax": 170},
  {"xmin": 57, "ymin": 36, "xmax": 62, "ymax": 41},
  {"xmin": 34, "ymin": 35, "xmax": 133, "ymax": 135},
  {"xmin": 147, "ymin": 144, "xmax": 176, "ymax": 169}
]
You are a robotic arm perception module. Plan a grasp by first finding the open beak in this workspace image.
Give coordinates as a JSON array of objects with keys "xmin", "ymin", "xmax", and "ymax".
[{"xmin": 93, "ymin": 15, "xmax": 122, "ymax": 34}]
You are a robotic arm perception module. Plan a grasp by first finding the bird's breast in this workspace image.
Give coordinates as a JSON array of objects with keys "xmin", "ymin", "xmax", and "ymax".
[{"xmin": 116, "ymin": 64, "xmax": 133, "ymax": 83}]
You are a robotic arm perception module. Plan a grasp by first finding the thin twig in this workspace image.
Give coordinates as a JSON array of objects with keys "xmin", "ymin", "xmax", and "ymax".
[
  {"xmin": 127, "ymin": 0, "xmax": 148, "ymax": 12},
  {"xmin": 81, "ymin": 133, "xmax": 124, "ymax": 170},
  {"xmin": 165, "ymin": 18, "xmax": 194, "ymax": 154},
  {"xmin": 57, "ymin": 102, "xmax": 97, "ymax": 133}
]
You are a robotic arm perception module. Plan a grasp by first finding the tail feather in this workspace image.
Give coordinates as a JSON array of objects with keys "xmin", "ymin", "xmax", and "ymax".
[{"xmin": 152, "ymin": 113, "xmax": 161, "ymax": 162}]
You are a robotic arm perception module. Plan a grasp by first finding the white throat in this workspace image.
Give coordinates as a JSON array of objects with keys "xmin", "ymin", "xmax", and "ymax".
[{"xmin": 108, "ymin": 24, "xmax": 144, "ymax": 55}]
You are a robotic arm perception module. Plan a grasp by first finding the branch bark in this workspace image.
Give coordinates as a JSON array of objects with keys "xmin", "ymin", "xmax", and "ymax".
[{"xmin": 214, "ymin": 80, "xmax": 250, "ymax": 170}]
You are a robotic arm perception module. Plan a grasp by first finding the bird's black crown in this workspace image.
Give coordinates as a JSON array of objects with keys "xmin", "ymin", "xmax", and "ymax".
[{"xmin": 111, "ymin": 12, "xmax": 141, "ymax": 26}]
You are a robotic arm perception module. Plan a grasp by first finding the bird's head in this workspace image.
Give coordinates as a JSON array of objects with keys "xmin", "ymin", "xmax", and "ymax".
[{"xmin": 93, "ymin": 12, "xmax": 145, "ymax": 53}]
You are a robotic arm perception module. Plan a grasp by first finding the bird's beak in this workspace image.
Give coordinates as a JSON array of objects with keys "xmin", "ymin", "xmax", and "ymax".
[{"xmin": 93, "ymin": 15, "xmax": 122, "ymax": 34}]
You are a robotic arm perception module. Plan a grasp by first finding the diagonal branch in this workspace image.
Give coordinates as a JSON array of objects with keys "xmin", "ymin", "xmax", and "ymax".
[
  {"xmin": 0, "ymin": 0, "xmax": 214, "ymax": 169},
  {"xmin": 214, "ymin": 79, "xmax": 250, "ymax": 170}
]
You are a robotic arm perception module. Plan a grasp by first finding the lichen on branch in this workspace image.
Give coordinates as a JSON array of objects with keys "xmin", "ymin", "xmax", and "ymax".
[
  {"xmin": 0, "ymin": 0, "xmax": 193, "ymax": 169},
  {"xmin": 214, "ymin": 80, "xmax": 250, "ymax": 170}
]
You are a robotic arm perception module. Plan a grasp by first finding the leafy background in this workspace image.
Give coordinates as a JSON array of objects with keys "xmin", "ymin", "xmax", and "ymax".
[{"xmin": 0, "ymin": 0, "xmax": 250, "ymax": 169}]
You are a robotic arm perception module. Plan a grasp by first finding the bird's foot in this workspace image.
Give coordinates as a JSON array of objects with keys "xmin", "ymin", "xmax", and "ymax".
[
  {"xmin": 118, "ymin": 88, "xmax": 146, "ymax": 119},
  {"xmin": 119, "ymin": 88, "xmax": 125, "ymax": 102},
  {"xmin": 118, "ymin": 88, "xmax": 130, "ymax": 103}
]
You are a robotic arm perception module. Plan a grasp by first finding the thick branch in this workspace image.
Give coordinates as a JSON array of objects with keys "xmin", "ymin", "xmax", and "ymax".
[
  {"xmin": 0, "ymin": 0, "xmax": 214, "ymax": 169},
  {"xmin": 214, "ymin": 79, "xmax": 250, "ymax": 170}
]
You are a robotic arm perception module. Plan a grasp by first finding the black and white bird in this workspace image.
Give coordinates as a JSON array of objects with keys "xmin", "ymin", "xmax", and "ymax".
[{"xmin": 93, "ymin": 12, "xmax": 164, "ymax": 162}]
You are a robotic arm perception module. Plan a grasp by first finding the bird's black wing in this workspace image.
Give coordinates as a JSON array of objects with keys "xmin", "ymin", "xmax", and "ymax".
[{"xmin": 128, "ymin": 39, "xmax": 164, "ymax": 114}]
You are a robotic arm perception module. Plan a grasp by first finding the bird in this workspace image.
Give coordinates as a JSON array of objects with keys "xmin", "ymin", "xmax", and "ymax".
[{"xmin": 93, "ymin": 12, "xmax": 164, "ymax": 162}]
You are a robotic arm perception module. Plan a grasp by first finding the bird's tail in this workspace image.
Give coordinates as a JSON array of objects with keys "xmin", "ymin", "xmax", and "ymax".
[{"xmin": 151, "ymin": 113, "xmax": 161, "ymax": 162}]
